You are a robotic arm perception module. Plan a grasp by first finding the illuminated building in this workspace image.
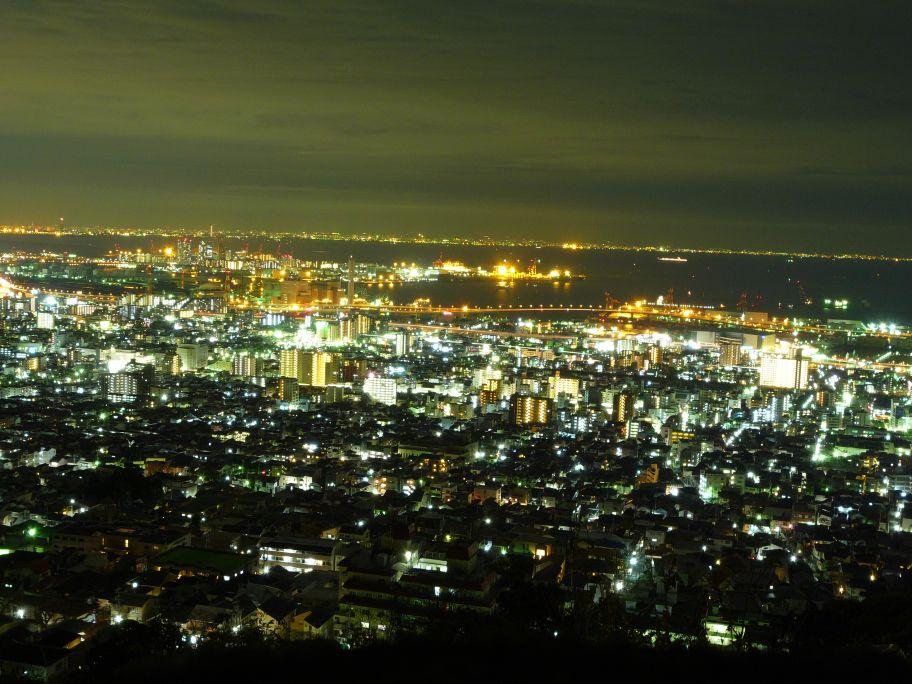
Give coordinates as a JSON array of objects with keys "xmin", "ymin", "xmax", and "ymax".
[
  {"xmin": 547, "ymin": 373, "xmax": 580, "ymax": 402},
  {"xmin": 175, "ymin": 343, "xmax": 209, "ymax": 372},
  {"xmin": 473, "ymin": 366, "xmax": 502, "ymax": 389},
  {"xmin": 340, "ymin": 317, "xmax": 354, "ymax": 342},
  {"xmin": 320, "ymin": 320, "xmax": 342, "ymax": 343},
  {"xmin": 636, "ymin": 463, "xmax": 659, "ymax": 486},
  {"xmin": 307, "ymin": 352, "xmax": 337, "ymax": 387},
  {"xmin": 478, "ymin": 379, "xmax": 501, "ymax": 406},
  {"xmin": 510, "ymin": 394, "xmax": 552, "ymax": 426},
  {"xmin": 363, "ymin": 376, "xmax": 397, "ymax": 405},
  {"xmin": 23, "ymin": 355, "xmax": 44, "ymax": 372},
  {"xmin": 759, "ymin": 352, "xmax": 809, "ymax": 390},
  {"xmin": 648, "ymin": 345, "xmax": 663, "ymax": 365},
  {"xmin": 341, "ymin": 357, "xmax": 368, "ymax": 382},
  {"xmin": 353, "ymin": 314, "xmax": 373, "ymax": 336},
  {"xmin": 259, "ymin": 537, "xmax": 339, "ymax": 573},
  {"xmin": 280, "ymin": 349, "xmax": 305, "ymax": 381},
  {"xmin": 232, "ymin": 353, "xmax": 262, "ymax": 378},
  {"xmin": 277, "ymin": 377, "xmax": 300, "ymax": 402},
  {"xmin": 613, "ymin": 391, "xmax": 635, "ymax": 423},
  {"xmin": 718, "ymin": 336, "xmax": 741, "ymax": 367},
  {"xmin": 36, "ymin": 311, "xmax": 55, "ymax": 330},
  {"xmin": 106, "ymin": 363, "xmax": 152, "ymax": 404},
  {"xmin": 280, "ymin": 349, "xmax": 336, "ymax": 386},
  {"xmin": 662, "ymin": 427, "xmax": 696, "ymax": 446},
  {"xmin": 394, "ymin": 331, "xmax": 411, "ymax": 356}
]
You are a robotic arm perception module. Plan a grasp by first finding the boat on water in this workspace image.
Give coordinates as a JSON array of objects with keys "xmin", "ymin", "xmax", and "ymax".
[{"xmin": 658, "ymin": 256, "xmax": 688, "ymax": 263}]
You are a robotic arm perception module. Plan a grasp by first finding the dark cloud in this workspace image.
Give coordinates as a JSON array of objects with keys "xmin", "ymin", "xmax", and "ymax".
[{"xmin": 0, "ymin": 0, "xmax": 910, "ymax": 253}]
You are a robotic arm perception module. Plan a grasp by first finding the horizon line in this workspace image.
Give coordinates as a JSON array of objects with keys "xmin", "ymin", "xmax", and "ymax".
[{"xmin": 1, "ymin": 224, "xmax": 910, "ymax": 264}]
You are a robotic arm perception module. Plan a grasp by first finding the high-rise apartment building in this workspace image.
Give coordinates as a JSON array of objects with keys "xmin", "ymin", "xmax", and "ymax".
[
  {"xmin": 36, "ymin": 312, "xmax": 55, "ymax": 330},
  {"xmin": 106, "ymin": 363, "xmax": 152, "ymax": 404},
  {"xmin": 232, "ymin": 353, "xmax": 262, "ymax": 378},
  {"xmin": 613, "ymin": 391, "xmax": 635, "ymax": 423},
  {"xmin": 510, "ymin": 394, "xmax": 552, "ymax": 426},
  {"xmin": 759, "ymin": 353, "xmax": 809, "ymax": 390},
  {"xmin": 363, "ymin": 376, "xmax": 397, "ymax": 405},
  {"xmin": 279, "ymin": 349, "xmax": 336, "ymax": 386},
  {"xmin": 394, "ymin": 331, "xmax": 411, "ymax": 357},
  {"xmin": 718, "ymin": 337, "xmax": 741, "ymax": 367},
  {"xmin": 175, "ymin": 343, "xmax": 209, "ymax": 372},
  {"xmin": 547, "ymin": 373, "xmax": 580, "ymax": 402}
]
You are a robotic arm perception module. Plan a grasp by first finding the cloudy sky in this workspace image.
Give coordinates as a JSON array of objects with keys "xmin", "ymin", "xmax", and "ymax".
[{"xmin": 1, "ymin": 1, "xmax": 910, "ymax": 252}]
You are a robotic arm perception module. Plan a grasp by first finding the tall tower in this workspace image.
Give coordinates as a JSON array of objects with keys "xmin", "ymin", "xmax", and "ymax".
[{"xmin": 347, "ymin": 256, "xmax": 355, "ymax": 308}]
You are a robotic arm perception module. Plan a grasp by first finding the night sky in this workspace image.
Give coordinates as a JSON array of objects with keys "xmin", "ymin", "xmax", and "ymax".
[{"xmin": 1, "ymin": 1, "xmax": 910, "ymax": 253}]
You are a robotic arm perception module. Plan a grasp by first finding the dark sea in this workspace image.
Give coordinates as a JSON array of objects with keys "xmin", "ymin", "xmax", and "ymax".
[{"xmin": 1, "ymin": 233, "xmax": 909, "ymax": 324}]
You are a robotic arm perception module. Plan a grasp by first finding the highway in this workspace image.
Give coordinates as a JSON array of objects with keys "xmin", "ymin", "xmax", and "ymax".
[{"xmin": 323, "ymin": 302, "xmax": 912, "ymax": 342}]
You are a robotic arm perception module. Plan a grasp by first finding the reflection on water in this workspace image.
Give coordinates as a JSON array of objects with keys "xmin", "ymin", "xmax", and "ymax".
[
  {"xmin": 1, "ymin": 233, "xmax": 910, "ymax": 323},
  {"xmin": 366, "ymin": 278, "xmax": 580, "ymax": 310}
]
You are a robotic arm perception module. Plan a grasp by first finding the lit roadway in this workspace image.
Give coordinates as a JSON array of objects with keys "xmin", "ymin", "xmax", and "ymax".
[
  {"xmin": 321, "ymin": 302, "xmax": 912, "ymax": 343},
  {"xmin": 388, "ymin": 322, "xmax": 580, "ymax": 341},
  {"xmin": 0, "ymin": 275, "xmax": 120, "ymax": 302}
]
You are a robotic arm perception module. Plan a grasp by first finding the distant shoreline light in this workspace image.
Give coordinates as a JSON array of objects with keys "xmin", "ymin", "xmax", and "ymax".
[{"xmin": 0, "ymin": 224, "xmax": 909, "ymax": 263}]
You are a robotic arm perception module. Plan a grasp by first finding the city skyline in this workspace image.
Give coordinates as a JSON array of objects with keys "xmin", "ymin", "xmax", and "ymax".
[
  {"xmin": 0, "ymin": 227, "xmax": 911, "ymax": 677},
  {"xmin": 6, "ymin": 222, "xmax": 912, "ymax": 264},
  {"xmin": 2, "ymin": 1, "xmax": 911, "ymax": 255}
]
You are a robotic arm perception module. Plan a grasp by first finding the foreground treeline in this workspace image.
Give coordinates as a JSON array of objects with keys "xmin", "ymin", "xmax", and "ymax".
[
  {"xmin": 79, "ymin": 627, "xmax": 910, "ymax": 684},
  {"xmin": 58, "ymin": 586, "xmax": 912, "ymax": 682}
]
